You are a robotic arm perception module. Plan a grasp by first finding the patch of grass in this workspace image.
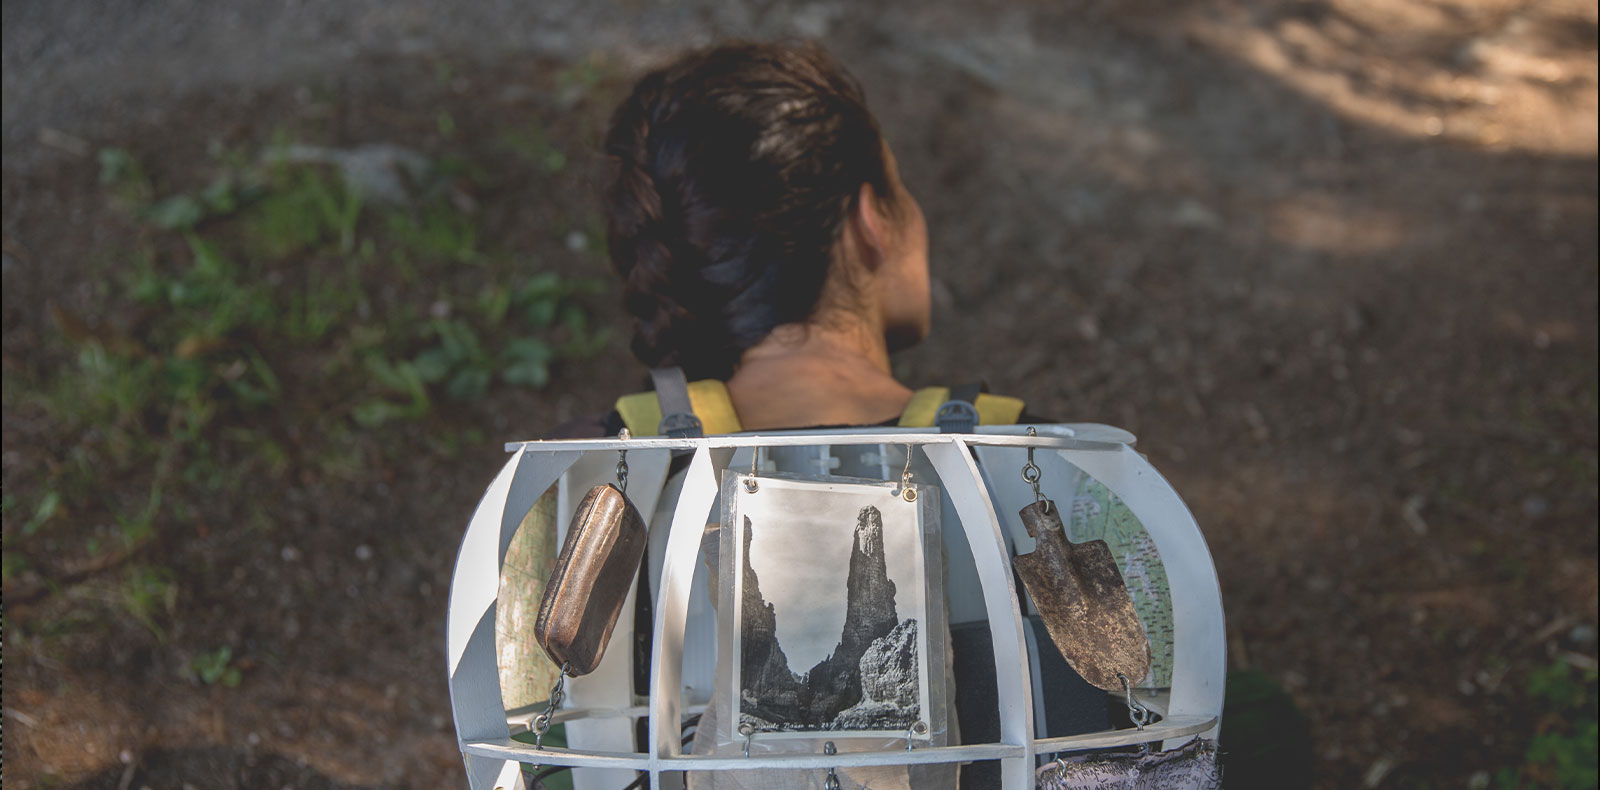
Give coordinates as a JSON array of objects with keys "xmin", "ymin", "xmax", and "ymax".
[
  {"xmin": 1498, "ymin": 659, "xmax": 1599, "ymax": 789},
  {"xmin": 500, "ymin": 126, "xmax": 569, "ymax": 174},
  {"xmin": 18, "ymin": 491, "xmax": 62, "ymax": 537},
  {"xmin": 191, "ymin": 646, "xmax": 243, "ymax": 687},
  {"xmin": 385, "ymin": 202, "xmax": 479, "ymax": 265},
  {"xmin": 122, "ymin": 565, "xmax": 178, "ymax": 640},
  {"xmin": 98, "ymin": 147, "xmax": 153, "ymax": 206},
  {"xmin": 8, "ymin": 143, "xmax": 610, "ymax": 602},
  {"xmin": 245, "ymin": 165, "xmax": 360, "ymax": 258}
]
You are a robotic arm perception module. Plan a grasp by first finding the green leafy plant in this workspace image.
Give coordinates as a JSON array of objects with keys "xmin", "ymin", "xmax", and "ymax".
[
  {"xmin": 406, "ymin": 272, "xmax": 609, "ymax": 402},
  {"xmin": 385, "ymin": 203, "xmax": 479, "ymax": 265},
  {"xmin": 19, "ymin": 491, "xmax": 61, "ymax": 536},
  {"xmin": 191, "ymin": 646, "xmax": 243, "ymax": 687},
  {"xmin": 246, "ymin": 165, "xmax": 361, "ymax": 258},
  {"xmin": 122, "ymin": 565, "xmax": 178, "ymax": 639},
  {"xmin": 354, "ymin": 355, "xmax": 433, "ymax": 428},
  {"xmin": 141, "ymin": 174, "xmax": 253, "ymax": 231},
  {"xmin": 98, "ymin": 147, "xmax": 153, "ymax": 206}
]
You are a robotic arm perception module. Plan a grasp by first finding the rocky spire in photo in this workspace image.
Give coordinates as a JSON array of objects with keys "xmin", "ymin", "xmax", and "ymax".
[{"xmin": 801, "ymin": 506, "xmax": 902, "ymax": 722}]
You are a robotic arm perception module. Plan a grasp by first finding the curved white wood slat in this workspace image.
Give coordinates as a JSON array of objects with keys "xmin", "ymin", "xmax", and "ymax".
[
  {"xmin": 924, "ymin": 438, "xmax": 1036, "ymax": 790},
  {"xmin": 463, "ymin": 739, "xmax": 653, "ymax": 770},
  {"xmin": 463, "ymin": 738, "xmax": 1024, "ymax": 771},
  {"xmin": 448, "ymin": 447, "xmax": 581, "ymax": 790},
  {"xmin": 647, "ymin": 446, "xmax": 721, "ymax": 784},
  {"xmin": 1034, "ymin": 715, "xmax": 1218, "ymax": 753},
  {"xmin": 1052, "ymin": 444, "xmax": 1226, "ymax": 750},
  {"xmin": 506, "ymin": 429, "xmax": 1127, "ymax": 453},
  {"xmin": 507, "ymin": 704, "xmax": 710, "ymax": 734}
]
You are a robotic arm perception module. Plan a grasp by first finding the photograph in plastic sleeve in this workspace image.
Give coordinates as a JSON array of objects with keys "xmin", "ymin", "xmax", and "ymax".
[{"xmin": 730, "ymin": 475, "xmax": 932, "ymax": 738}]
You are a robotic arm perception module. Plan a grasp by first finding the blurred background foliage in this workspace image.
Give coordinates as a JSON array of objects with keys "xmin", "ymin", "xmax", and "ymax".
[{"xmin": 6, "ymin": 137, "xmax": 609, "ymax": 596}]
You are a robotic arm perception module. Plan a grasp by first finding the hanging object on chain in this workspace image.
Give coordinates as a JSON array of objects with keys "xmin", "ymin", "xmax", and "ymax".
[
  {"xmin": 1011, "ymin": 427, "xmax": 1151, "ymax": 692},
  {"xmin": 533, "ymin": 428, "xmax": 648, "ymax": 681}
]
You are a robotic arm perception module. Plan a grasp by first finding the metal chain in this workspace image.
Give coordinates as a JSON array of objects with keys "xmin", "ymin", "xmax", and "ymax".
[{"xmin": 531, "ymin": 663, "xmax": 571, "ymax": 749}]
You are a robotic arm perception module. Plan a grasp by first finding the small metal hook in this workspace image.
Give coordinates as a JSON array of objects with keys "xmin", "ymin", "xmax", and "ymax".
[
  {"xmin": 739, "ymin": 721, "xmax": 755, "ymax": 757},
  {"xmin": 1022, "ymin": 427, "xmax": 1048, "ymax": 512},
  {"xmin": 1119, "ymin": 672, "xmax": 1151, "ymax": 731},
  {"xmin": 744, "ymin": 447, "xmax": 761, "ymax": 493},
  {"xmin": 898, "ymin": 446, "xmax": 917, "ymax": 502},
  {"xmin": 615, "ymin": 428, "xmax": 630, "ymax": 493}
]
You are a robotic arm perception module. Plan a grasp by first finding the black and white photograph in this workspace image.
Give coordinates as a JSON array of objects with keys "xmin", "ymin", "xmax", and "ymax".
[{"xmin": 728, "ymin": 475, "xmax": 933, "ymax": 737}]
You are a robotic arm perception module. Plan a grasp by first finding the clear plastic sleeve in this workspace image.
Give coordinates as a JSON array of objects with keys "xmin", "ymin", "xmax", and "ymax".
[{"xmin": 686, "ymin": 466, "xmax": 952, "ymax": 790}]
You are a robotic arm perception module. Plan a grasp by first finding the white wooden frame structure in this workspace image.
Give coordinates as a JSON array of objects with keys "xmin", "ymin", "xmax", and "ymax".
[{"xmin": 447, "ymin": 425, "xmax": 1225, "ymax": 789}]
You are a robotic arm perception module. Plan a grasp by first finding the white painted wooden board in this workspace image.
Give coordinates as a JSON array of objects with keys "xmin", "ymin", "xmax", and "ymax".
[
  {"xmin": 648, "ymin": 446, "xmax": 722, "ymax": 785},
  {"xmin": 924, "ymin": 439, "xmax": 1036, "ymax": 790}
]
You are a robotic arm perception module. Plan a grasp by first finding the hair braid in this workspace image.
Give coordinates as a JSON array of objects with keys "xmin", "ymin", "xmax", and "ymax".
[{"xmin": 602, "ymin": 41, "xmax": 893, "ymax": 381}]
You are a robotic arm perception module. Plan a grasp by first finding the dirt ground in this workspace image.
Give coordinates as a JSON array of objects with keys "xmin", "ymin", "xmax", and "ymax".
[{"xmin": 3, "ymin": 1, "xmax": 1597, "ymax": 788}]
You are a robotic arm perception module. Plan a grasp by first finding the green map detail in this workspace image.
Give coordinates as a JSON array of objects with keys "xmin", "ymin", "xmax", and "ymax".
[{"xmin": 1067, "ymin": 478, "xmax": 1174, "ymax": 688}]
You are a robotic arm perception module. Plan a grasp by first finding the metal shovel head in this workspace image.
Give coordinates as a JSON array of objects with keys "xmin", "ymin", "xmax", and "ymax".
[{"xmin": 1013, "ymin": 499, "xmax": 1151, "ymax": 691}]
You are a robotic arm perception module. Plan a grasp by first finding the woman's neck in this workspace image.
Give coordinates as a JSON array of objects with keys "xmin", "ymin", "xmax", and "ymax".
[{"xmin": 724, "ymin": 316, "xmax": 914, "ymax": 431}]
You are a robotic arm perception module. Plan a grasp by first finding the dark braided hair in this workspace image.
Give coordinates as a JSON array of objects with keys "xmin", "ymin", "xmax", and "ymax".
[{"xmin": 603, "ymin": 41, "xmax": 897, "ymax": 381}]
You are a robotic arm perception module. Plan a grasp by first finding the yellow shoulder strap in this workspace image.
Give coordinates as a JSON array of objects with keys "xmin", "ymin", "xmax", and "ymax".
[
  {"xmin": 897, "ymin": 386, "xmax": 1026, "ymax": 428},
  {"xmin": 618, "ymin": 382, "xmax": 1022, "ymax": 434},
  {"xmin": 615, "ymin": 380, "xmax": 744, "ymax": 437}
]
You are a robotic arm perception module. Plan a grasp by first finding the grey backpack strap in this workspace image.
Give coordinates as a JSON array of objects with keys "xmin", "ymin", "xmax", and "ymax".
[{"xmin": 650, "ymin": 367, "xmax": 704, "ymax": 438}]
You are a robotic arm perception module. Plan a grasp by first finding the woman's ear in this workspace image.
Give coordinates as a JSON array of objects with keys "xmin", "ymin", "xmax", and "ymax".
[{"xmin": 849, "ymin": 182, "xmax": 891, "ymax": 272}]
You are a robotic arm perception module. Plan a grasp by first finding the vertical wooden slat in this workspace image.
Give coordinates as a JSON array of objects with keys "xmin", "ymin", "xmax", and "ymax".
[{"xmin": 924, "ymin": 439, "xmax": 1035, "ymax": 790}]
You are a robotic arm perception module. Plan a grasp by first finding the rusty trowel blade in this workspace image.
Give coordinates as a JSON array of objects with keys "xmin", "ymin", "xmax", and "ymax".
[{"xmin": 1013, "ymin": 499, "xmax": 1151, "ymax": 691}]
